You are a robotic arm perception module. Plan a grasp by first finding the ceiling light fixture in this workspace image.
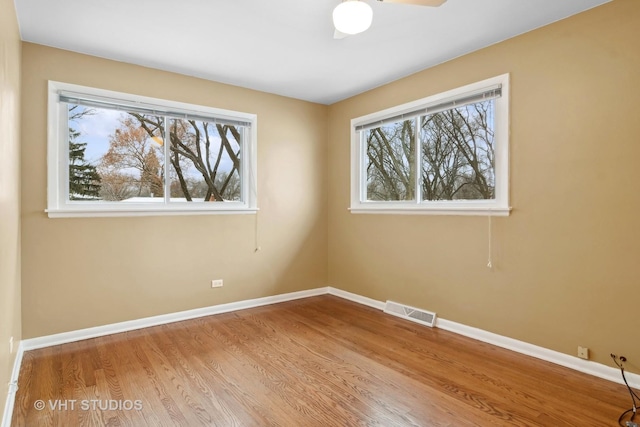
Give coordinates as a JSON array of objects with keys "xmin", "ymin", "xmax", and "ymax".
[{"xmin": 332, "ymin": 0, "xmax": 373, "ymax": 35}]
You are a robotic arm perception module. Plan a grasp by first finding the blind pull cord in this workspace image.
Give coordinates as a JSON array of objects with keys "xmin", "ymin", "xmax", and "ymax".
[{"xmin": 487, "ymin": 214, "xmax": 493, "ymax": 270}]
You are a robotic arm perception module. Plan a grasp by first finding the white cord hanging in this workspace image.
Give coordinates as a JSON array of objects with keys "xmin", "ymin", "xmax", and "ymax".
[
  {"xmin": 487, "ymin": 213, "xmax": 493, "ymax": 269},
  {"xmin": 254, "ymin": 210, "xmax": 261, "ymax": 252}
]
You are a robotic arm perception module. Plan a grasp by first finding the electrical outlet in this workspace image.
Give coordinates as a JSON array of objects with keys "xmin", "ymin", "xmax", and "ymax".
[
  {"xmin": 577, "ymin": 346, "xmax": 589, "ymax": 360},
  {"xmin": 211, "ymin": 279, "xmax": 223, "ymax": 288}
]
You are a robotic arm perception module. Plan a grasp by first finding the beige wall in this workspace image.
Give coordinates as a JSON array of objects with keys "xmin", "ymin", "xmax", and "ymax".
[
  {"xmin": 21, "ymin": 44, "xmax": 328, "ymax": 338},
  {"xmin": 328, "ymin": 0, "xmax": 640, "ymax": 370},
  {"xmin": 17, "ymin": 0, "xmax": 640, "ymax": 376},
  {"xmin": 0, "ymin": 0, "xmax": 22, "ymax": 419}
]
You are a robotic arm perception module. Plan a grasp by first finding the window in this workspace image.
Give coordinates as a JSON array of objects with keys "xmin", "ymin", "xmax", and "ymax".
[
  {"xmin": 350, "ymin": 74, "xmax": 510, "ymax": 215},
  {"xmin": 47, "ymin": 81, "xmax": 257, "ymax": 218}
]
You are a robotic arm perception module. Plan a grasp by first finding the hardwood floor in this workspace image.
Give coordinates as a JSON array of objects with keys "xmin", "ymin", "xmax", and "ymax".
[{"xmin": 11, "ymin": 295, "xmax": 631, "ymax": 426}]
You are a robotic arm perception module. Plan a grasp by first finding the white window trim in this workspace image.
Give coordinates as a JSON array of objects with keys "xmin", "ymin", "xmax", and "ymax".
[
  {"xmin": 350, "ymin": 74, "xmax": 511, "ymax": 216},
  {"xmin": 47, "ymin": 81, "xmax": 258, "ymax": 218}
]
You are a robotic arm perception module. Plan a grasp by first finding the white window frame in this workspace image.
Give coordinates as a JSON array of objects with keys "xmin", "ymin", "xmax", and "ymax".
[
  {"xmin": 47, "ymin": 81, "xmax": 258, "ymax": 218},
  {"xmin": 350, "ymin": 74, "xmax": 511, "ymax": 216}
]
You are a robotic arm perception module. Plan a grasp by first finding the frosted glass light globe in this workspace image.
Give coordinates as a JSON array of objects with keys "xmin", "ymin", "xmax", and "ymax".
[{"xmin": 332, "ymin": 1, "xmax": 373, "ymax": 35}]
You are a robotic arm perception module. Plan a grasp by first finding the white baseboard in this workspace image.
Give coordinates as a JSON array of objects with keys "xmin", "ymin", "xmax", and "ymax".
[
  {"xmin": 2, "ymin": 287, "xmax": 328, "ymax": 427},
  {"xmin": 327, "ymin": 287, "xmax": 640, "ymax": 390},
  {"xmin": 435, "ymin": 318, "xmax": 640, "ymax": 389},
  {"xmin": 22, "ymin": 287, "xmax": 328, "ymax": 351},
  {"xmin": 2, "ymin": 341, "xmax": 24, "ymax": 427},
  {"xmin": 5, "ymin": 284, "xmax": 638, "ymax": 427},
  {"xmin": 327, "ymin": 287, "xmax": 385, "ymax": 310}
]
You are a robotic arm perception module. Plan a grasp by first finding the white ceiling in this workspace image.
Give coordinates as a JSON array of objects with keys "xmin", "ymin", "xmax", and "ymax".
[{"xmin": 14, "ymin": 0, "xmax": 610, "ymax": 105}]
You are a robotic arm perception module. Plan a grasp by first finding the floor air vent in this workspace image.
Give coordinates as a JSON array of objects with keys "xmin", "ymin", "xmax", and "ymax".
[{"xmin": 384, "ymin": 301, "xmax": 437, "ymax": 327}]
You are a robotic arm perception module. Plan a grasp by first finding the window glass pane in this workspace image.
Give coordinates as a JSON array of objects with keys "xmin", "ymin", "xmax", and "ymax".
[
  {"xmin": 420, "ymin": 100, "xmax": 495, "ymax": 201},
  {"xmin": 365, "ymin": 120, "xmax": 416, "ymax": 201},
  {"xmin": 68, "ymin": 104, "xmax": 164, "ymax": 202},
  {"xmin": 167, "ymin": 119, "xmax": 242, "ymax": 202}
]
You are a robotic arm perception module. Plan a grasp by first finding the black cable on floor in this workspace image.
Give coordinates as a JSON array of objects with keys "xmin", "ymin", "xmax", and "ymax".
[{"xmin": 612, "ymin": 354, "xmax": 639, "ymax": 427}]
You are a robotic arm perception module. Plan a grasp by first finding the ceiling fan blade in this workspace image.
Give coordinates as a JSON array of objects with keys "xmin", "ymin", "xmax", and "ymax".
[
  {"xmin": 378, "ymin": 0, "xmax": 447, "ymax": 6},
  {"xmin": 334, "ymin": 29, "xmax": 350, "ymax": 39}
]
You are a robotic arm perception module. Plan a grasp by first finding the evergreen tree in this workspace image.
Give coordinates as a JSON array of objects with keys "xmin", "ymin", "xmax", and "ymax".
[{"xmin": 69, "ymin": 128, "xmax": 101, "ymax": 200}]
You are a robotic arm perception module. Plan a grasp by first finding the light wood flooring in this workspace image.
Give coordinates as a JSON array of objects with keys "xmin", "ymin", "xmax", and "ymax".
[{"xmin": 11, "ymin": 295, "xmax": 632, "ymax": 426}]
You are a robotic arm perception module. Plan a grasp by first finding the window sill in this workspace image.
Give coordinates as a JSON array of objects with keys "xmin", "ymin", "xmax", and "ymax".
[
  {"xmin": 46, "ymin": 207, "xmax": 259, "ymax": 218},
  {"xmin": 349, "ymin": 206, "xmax": 511, "ymax": 216}
]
